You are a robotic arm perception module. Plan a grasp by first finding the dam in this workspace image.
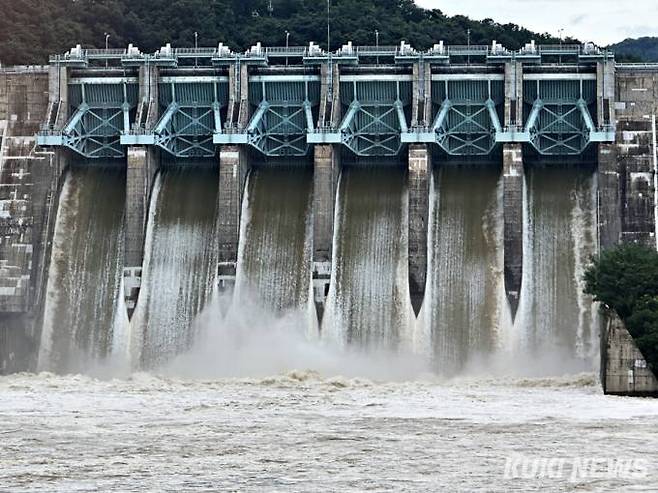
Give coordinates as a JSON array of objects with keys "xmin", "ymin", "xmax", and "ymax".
[{"xmin": 0, "ymin": 40, "xmax": 656, "ymax": 391}]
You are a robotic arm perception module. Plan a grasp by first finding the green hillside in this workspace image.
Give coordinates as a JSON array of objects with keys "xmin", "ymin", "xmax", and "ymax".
[
  {"xmin": 610, "ymin": 37, "xmax": 658, "ymax": 62},
  {"xmin": 0, "ymin": 0, "xmax": 566, "ymax": 65}
]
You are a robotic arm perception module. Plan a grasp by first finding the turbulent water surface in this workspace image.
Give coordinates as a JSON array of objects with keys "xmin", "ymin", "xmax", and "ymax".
[
  {"xmin": 15, "ymin": 161, "xmax": 651, "ymax": 492},
  {"xmin": 1, "ymin": 372, "xmax": 657, "ymax": 492},
  {"xmin": 38, "ymin": 167, "xmax": 126, "ymax": 374}
]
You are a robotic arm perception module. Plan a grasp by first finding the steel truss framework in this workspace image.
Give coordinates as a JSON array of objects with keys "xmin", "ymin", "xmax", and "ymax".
[
  {"xmin": 154, "ymin": 81, "xmax": 227, "ymax": 158},
  {"xmin": 431, "ymin": 80, "xmax": 504, "ymax": 155},
  {"xmin": 247, "ymin": 80, "xmax": 319, "ymax": 156},
  {"xmin": 340, "ymin": 80, "xmax": 412, "ymax": 156},
  {"xmin": 63, "ymin": 83, "xmax": 137, "ymax": 158},
  {"xmin": 523, "ymin": 79, "xmax": 597, "ymax": 155}
]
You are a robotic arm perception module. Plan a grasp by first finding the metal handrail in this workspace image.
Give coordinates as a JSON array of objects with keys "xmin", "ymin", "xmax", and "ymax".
[
  {"xmin": 265, "ymin": 46, "xmax": 307, "ymax": 55},
  {"xmin": 174, "ymin": 47, "xmax": 218, "ymax": 56},
  {"xmin": 537, "ymin": 44, "xmax": 582, "ymax": 53},
  {"xmin": 616, "ymin": 63, "xmax": 658, "ymax": 69},
  {"xmin": 46, "ymin": 41, "xmax": 621, "ymax": 64},
  {"xmin": 357, "ymin": 46, "xmax": 398, "ymax": 54},
  {"xmin": 447, "ymin": 45, "xmax": 489, "ymax": 54}
]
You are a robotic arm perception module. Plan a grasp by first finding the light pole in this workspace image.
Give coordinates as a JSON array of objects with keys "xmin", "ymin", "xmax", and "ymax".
[
  {"xmin": 194, "ymin": 31, "xmax": 198, "ymax": 68},
  {"xmin": 104, "ymin": 32, "xmax": 110, "ymax": 68},
  {"xmin": 326, "ymin": 0, "xmax": 330, "ymax": 52},
  {"xmin": 467, "ymin": 28, "xmax": 471, "ymax": 65},
  {"xmin": 375, "ymin": 29, "xmax": 379, "ymax": 65},
  {"xmin": 558, "ymin": 28, "xmax": 564, "ymax": 64},
  {"xmin": 285, "ymin": 30, "xmax": 290, "ymax": 66}
]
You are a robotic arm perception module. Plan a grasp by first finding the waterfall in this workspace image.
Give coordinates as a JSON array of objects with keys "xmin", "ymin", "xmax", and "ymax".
[
  {"xmin": 323, "ymin": 166, "xmax": 412, "ymax": 350},
  {"xmin": 515, "ymin": 165, "xmax": 598, "ymax": 368},
  {"xmin": 420, "ymin": 165, "xmax": 507, "ymax": 375},
  {"xmin": 133, "ymin": 166, "xmax": 219, "ymax": 369},
  {"xmin": 38, "ymin": 167, "xmax": 125, "ymax": 373},
  {"xmin": 233, "ymin": 167, "xmax": 313, "ymax": 314}
]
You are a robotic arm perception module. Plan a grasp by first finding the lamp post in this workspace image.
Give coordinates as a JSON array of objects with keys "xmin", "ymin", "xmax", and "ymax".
[
  {"xmin": 194, "ymin": 31, "xmax": 198, "ymax": 68},
  {"xmin": 326, "ymin": 0, "xmax": 330, "ymax": 52},
  {"xmin": 285, "ymin": 30, "xmax": 290, "ymax": 66},
  {"xmin": 558, "ymin": 28, "xmax": 564, "ymax": 64},
  {"xmin": 375, "ymin": 29, "xmax": 379, "ymax": 65},
  {"xmin": 467, "ymin": 28, "xmax": 471, "ymax": 65},
  {"xmin": 104, "ymin": 33, "xmax": 110, "ymax": 68}
]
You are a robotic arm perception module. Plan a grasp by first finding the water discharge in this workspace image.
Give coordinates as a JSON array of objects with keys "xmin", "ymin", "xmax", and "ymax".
[
  {"xmin": 323, "ymin": 166, "xmax": 414, "ymax": 350},
  {"xmin": 132, "ymin": 166, "xmax": 219, "ymax": 369},
  {"xmin": 234, "ymin": 166, "xmax": 313, "ymax": 313},
  {"xmin": 421, "ymin": 165, "xmax": 508, "ymax": 375},
  {"xmin": 38, "ymin": 167, "xmax": 125, "ymax": 374},
  {"xmin": 515, "ymin": 165, "xmax": 598, "ymax": 371}
]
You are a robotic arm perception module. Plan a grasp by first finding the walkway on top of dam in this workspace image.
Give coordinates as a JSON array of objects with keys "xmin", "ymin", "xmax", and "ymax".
[{"xmin": 37, "ymin": 39, "xmax": 615, "ymax": 160}]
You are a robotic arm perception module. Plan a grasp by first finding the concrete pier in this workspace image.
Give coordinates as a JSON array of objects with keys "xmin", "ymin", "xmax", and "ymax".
[
  {"xmin": 123, "ymin": 146, "xmax": 158, "ymax": 316},
  {"xmin": 312, "ymin": 144, "xmax": 340, "ymax": 321},
  {"xmin": 123, "ymin": 64, "xmax": 160, "ymax": 317},
  {"xmin": 407, "ymin": 144, "xmax": 430, "ymax": 315},
  {"xmin": 503, "ymin": 143, "xmax": 523, "ymax": 317},
  {"xmin": 217, "ymin": 145, "xmax": 249, "ymax": 295}
]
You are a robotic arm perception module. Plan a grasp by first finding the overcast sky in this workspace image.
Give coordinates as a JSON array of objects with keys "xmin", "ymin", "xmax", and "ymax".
[{"xmin": 415, "ymin": 0, "xmax": 658, "ymax": 45}]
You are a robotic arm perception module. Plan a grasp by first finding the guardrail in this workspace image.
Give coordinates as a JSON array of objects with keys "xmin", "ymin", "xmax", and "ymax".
[
  {"xmin": 265, "ymin": 46, "xmax": 307, "ymax": 56},
  {"xmin": 47, "ymin": 42, "xmax": 616, "ymax": 66}
]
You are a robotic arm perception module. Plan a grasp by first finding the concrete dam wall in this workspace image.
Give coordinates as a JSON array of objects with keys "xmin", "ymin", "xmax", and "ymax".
[
  {"xmin": 0, "ymin": 42, "xmax": 656, "ymax": 391},
  {"xmin": 0, "ymin": 66, "xmax": 67, "ymax": 373}
]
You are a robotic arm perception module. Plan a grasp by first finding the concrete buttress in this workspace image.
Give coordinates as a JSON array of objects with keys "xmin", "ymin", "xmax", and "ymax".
[
  {"xmin": 123, "ymin": 64, "xmax": 159, "ymax": 318},
  {"xmin": 217, "ymin": 145, "xmax": 249, "ymax": 295},
  {"xmin": 407, "ymin": 144, "xmax": 430, "ymax": 316},
  {"xmin": 312, "ymin": 144, "xmax": 340, "ymax": 321},
  {"xmin": 503, "ymin": 143, "xmax": 523, "ymax": 318},
  {"xmin": 124, "ymin": 146, "xmax": 158, "ymax": 317}
]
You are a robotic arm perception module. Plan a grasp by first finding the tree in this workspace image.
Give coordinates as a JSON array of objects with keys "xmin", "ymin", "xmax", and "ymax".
[
  {"xmin": 0, "ymin": 0, "xmax": 566, "ymax": 65},
  {"xmin": 584, "ymin": 244, "xmax": 658, "ymax": 373}
]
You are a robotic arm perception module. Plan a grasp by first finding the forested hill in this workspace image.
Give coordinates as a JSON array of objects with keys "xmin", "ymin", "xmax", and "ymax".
[
  {"xmin": 1, "ymin": 0, "xmax": 566, "ymax": 65},
  {"xmin": 610, "ymin": 37, "xmax": 658, "ymax": 62}
]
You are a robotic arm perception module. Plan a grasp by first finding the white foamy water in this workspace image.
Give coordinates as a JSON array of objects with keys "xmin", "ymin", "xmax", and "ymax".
[
  {"xmin": 234, "ymin": 167, "xmax": 313, "ymax": 313},
  {"xmin": 323, "ymin": 166, "xmax": 414, "ymax": 350},
  {"xmin": 515, "ymin": 166, "xmax": 599, "ymax": 369},
  {"xmin": 1, "ymin": 371, "xmax": 657, "ymax": 492},
  {"xmin": 420, "ymin": 165, "xmax": 510, "ymax": 375},
  {"xmin": 38, "ymin": 167, "xmax": 125, "ymax": 374},
  {"xmin": 132, "ymin": 167, "xmax": 219, "ymax": 369}
]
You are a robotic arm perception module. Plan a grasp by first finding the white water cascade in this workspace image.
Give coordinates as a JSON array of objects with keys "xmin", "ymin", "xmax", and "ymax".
[
  {"xmin": 419, "ymin": 165, "xmax": 509, "ymax": 375},
  {"xmin": 132, "ymin": 166, "xmax": 219, "ymax": 369},
  {"xmin": 38, "ymin": 167, "xmax": 126, "ymax": 373},
  {"xmin": 233, "ymin": 167, "xmax": 314, "ymax": 314},
  {"xmin": 322, "ymin": 166, "xmax": 414, "ymax": 350},
  {"xmin": 514, "ymin": 165, "xmax": 599, "ymax": 370}
]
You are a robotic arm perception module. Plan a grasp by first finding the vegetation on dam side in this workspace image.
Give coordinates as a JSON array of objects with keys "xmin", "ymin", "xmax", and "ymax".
[
  {"xmin": 585, "ymin": 244, "xmax": 658, "ymax": 376},
  {"xmin": 0, "ymin": 0, "xmax": 568, "ymax": 65}
]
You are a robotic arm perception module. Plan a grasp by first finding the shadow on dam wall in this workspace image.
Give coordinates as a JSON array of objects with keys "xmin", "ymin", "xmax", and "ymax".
[{"xmin": 5, "ymin": 157, "xmax": 601, "ymax": 376}]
